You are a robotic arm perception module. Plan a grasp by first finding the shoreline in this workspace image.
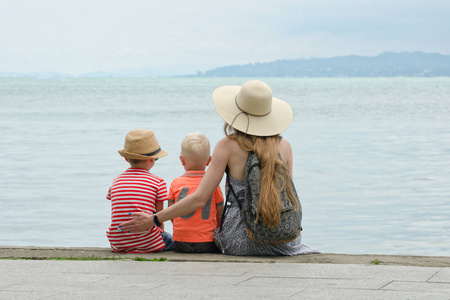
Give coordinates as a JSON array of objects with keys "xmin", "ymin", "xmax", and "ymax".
[{"xmin": 1, "ymin": 246, "xmax": 449, "ymax": 267}]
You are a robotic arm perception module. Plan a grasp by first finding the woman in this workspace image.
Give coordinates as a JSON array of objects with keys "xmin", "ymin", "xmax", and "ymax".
[{"xmin": 119, "ymin": 80, "xmax": 318, "ymax": 256}]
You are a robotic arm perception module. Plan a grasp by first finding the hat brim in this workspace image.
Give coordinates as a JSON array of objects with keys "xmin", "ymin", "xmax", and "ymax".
[
  {"xmin": 213, "ymin": 85, "xmax": 293, "ymax": 136},
  {"xmin": 118, "ymin": 149, "xmax": 168, "ymax": 160}
]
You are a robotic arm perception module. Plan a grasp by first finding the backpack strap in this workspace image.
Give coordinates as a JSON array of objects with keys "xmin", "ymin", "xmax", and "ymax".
[
  {"xmin": 226, "ymin": 169, "xmax": 240, "ymax": 209},
  {"xmin": 219, "ymin": 166, "xmax": 243, "ymax": 231}
]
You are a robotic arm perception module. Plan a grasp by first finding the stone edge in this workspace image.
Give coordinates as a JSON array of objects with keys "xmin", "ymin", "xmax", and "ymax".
[{"xmin": 1, "ymin": 246, "xmax": 449, "ymax": 267}]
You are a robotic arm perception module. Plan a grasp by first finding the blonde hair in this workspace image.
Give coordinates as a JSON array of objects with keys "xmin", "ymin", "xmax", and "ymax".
[
  {"xmin": 224, "ymin": 123, "xmax": 298, "ymax": 228},
  {"xmin": 181, "ymin": 132, "xmax": 210, "ymax": 163}
]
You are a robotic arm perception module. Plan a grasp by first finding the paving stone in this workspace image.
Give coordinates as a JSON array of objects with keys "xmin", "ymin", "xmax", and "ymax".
[
  {"xmin": 382, "ymin": 280, "xmax": 450, "ymax": 292},
  {"xmin": 243, "ymin": 263, "xmax": 440, "ymax": 282},
  {"xmin": 96, "ymin": 273, "xmax": 244, "ymax": 287},
  {"xmin": 237, "ymin": 276, "xmax": 391, "ymax": 290},
  {"xmin": 428, "ymin": 267, "xmax": 450, "ymax": 283},
  {"xmin": 1, "ymin": 258, "xmax": 449, "ymax": 299},
  {"xmin": 0, "ymin": 291, "xmax": 56, "ymax": 300},
  {"xmin": 159, "ymin": 261, "xmax": 256, "ymax": 276},
  {"xmin": 151, "ymin": 285, "xmax": 305, "ymax": 299},
  {"xmin": 293, "ymin": 288, "xmax": 450, "ymax": 300}
]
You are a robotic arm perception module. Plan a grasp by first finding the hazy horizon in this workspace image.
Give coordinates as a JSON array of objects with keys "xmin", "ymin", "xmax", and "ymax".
[{"xmin": 1, "ymin": 51, "xmax": 448, "ymax": 78}]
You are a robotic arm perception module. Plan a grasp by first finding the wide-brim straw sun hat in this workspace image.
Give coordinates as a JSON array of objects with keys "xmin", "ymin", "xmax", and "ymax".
[
  {"xmin": 118, "ymin": 129, "xmax": 168, "ymax": 160},
  {"xmin": 213, "ymin": 80, "xmax": 293, "ymax": 136}
]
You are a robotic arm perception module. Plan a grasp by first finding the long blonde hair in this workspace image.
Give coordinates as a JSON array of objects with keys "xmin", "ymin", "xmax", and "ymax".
[{"xmin": 224, "ymin": 124, "xmax": 298, "ymax": 228}]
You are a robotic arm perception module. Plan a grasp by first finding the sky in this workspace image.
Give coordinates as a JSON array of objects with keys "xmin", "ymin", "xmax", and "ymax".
[{"xmin": 1, "ymin": 0, "xmax": 449, "ymax": 75}]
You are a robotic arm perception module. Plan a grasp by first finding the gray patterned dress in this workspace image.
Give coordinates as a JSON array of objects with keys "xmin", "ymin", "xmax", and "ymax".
[{"xmin": 213, "ymin": 175, "xmax": 319, "ymax": 256}]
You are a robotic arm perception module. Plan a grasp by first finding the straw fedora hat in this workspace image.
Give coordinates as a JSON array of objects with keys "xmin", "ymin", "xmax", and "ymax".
[
  {"xmin": 213, "ymin": 80, "xmax": 293, "ymax": 136},
  {"xmin": 118, "ymin": 129, "xmax": 168, "ymax": 160}
]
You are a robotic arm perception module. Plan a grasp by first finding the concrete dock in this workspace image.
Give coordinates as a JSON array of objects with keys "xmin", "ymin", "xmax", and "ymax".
[{"xmin": 1, "ymin": 246, "xmax": 449, "ymax": 299}]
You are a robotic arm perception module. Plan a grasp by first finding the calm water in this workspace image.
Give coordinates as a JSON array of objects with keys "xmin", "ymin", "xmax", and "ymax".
[{"xmin": 1, "ymin": 77, "xmax": 449, "ymax": 256}]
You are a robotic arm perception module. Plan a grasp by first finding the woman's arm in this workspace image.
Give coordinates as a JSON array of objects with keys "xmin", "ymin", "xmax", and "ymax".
[
  {"xmin": 167, "ymin": 199, "xmax": 175, "ymax": 223},
  {"xmin": 280, "ymin": 139, "xmax": 294, "ymax": 177},
  {"xmin": 119, "ymin": 138, "xmax": 231, "ymax": 233}
]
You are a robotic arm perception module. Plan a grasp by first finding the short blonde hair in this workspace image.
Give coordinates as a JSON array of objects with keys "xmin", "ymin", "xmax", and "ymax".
[{"xmin": 180, "ymin": 132, "xmax": 210, "ymax": 162}]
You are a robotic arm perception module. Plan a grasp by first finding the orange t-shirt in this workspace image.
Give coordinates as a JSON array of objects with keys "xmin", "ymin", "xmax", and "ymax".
[{"xmin": 168, "ymin": 171, "xmax": 224, "ymax": 242}]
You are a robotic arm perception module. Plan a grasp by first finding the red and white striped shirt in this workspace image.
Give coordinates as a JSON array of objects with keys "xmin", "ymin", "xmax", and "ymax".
[{"xmin": 106, "ymin": 168, "xmax": 167, "ymax": 253}]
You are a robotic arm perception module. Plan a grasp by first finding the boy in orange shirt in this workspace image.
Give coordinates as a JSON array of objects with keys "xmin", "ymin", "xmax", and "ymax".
[{"xmin": 168, "ymin": 132, "xmax": 224, "ymax": 253}]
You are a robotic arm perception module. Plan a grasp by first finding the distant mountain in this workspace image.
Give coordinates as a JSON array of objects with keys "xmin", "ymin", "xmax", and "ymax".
[{"xmin": 192, "ymin": 52, "xmax": 450, "ymax": 77}]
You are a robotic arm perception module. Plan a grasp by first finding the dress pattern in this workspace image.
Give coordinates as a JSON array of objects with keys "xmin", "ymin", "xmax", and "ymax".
[{"xmin": 214, "ymin": 175, "xmax": 320, "ymax": 256}]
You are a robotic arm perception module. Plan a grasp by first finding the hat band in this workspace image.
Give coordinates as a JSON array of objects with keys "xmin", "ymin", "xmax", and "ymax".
[
  {"xmin": 231, "ymin": 95, "xmax": 272, "ymax": 134},
  {"xmin": 140, "ymin": 147, "xmax": 161, "ymax": 157}
]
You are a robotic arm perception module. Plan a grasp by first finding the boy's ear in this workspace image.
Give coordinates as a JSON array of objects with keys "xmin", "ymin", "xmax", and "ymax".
[
  {"xmin": 179, "ymin": 156, "xmax": 186, "ymax": 166},
  {"xmin": 206, "ymin": 156, "xmax": 212, "ymax": 166}
]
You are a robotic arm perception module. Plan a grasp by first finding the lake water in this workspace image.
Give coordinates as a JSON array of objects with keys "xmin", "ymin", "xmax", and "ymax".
[{"xmin": 1, "ymin": 77, "xmax": 449, "ymax": 256}]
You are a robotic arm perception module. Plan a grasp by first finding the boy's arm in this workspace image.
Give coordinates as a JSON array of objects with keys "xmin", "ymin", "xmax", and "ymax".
[
  {"xmin": 106, "ymin": 187, "xmax": 112, "ymax": 201},
  {"xmin": 155, "ymin": 201, "xmax": 165, "ymax": 230}
]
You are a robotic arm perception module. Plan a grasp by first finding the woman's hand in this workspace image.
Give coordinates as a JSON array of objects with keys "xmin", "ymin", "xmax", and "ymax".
[{"xmin": 118, "ymin": 212, "xmax": 154, "ymax": 233}]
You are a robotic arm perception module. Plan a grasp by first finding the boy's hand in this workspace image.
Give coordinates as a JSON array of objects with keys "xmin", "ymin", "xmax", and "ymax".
[{"xmin": 118, "ymin": 212, "xmax": 155, "ymax": 233}]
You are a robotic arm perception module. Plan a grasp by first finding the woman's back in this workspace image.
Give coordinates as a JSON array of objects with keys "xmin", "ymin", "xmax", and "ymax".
[
  {"xmin": 223, "ymin": 136, "xmax": 294, "ymax": 181},
  {"xmin": 213, "ymin": 135, "xmax": 318, "ymax": 256}
]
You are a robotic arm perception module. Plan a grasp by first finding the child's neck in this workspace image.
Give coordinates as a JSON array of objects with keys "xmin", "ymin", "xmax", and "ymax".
[
  {"xmin": 183, "ymin": 159, "xmax": 206, "ymax": 171},
  {"xmin": 131, "ymin": 166, "xmax": 151, "ymax": 171},
  {"xmin": 129, "ymin": 158, "xmax": 154, "ymax": 171},
  {"xmin": 184, "ymin": 166, "xmax": 206, "ymax": 172}
]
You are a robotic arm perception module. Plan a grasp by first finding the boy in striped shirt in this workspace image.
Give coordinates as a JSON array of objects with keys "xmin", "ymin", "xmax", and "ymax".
[{"xmin": 106, "ymin": 129, "xmax": 174, "ymax": 253}]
